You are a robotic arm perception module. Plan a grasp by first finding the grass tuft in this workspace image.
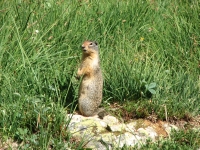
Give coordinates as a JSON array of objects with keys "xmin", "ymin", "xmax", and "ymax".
[{"xmin": 0, "ymin": 0, "xmax": 199, "ymax": 148}]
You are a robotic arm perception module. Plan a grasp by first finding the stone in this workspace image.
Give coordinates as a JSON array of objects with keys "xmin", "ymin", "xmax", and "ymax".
[
  {"xmin": 67, "ymin": 114, "xmax": 181, "ymax": 149},
  {"xmin": 120, "ymin": 132, "xmax": 140, "ymax": 147},
  {"xmin": 103, "ymin": 115, "xmax": 119, "ymax": 125},
  {"xmin": 125, "ymin": 122, "xmax": 137, "ymax": 133},
  {"xmin": 137, "ymin": 128, "xmax": 148, "ymax": 136},
  {"xmin": 100, "ymin": 132, "xmax": 117, "ymax": 146},
  {"xmin": 84, "ymin": 140, "xmax": 109, "ymax": 150},
  {"xmin": 145, "ymin": 126, "xmax": 158, "ymax": 140},
  {"xmin": 163, "ymin": 123, "xmax": 178, "ymax": 135},
  {"xmin": 107, "ymin": 123, "xmax": 126, "ymax": 132}
]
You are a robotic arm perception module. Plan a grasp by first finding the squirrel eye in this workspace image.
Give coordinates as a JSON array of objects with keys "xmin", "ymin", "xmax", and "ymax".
[{"xmin": 89, "ymin": 42, "xmax": 93, "ymax": 46}]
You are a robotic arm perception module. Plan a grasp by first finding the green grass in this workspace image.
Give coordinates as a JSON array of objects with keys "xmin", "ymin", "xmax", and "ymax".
[
  {"xmin": 0, "ymin": 0, "xmax": 199, "ymax": 149},
  {"xmin": 136, "ymin": 129, "xmax": 200, "ymax": 150}
]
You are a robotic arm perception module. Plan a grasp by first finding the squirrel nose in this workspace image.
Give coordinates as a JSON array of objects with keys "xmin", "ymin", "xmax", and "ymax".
[
  {"xmin": 81, "ymin": 45, "xmax": 85, "ymax": 49},
  {"xmin": 81, "ymin": 45, "xmax": 87, "ymax": 51}
]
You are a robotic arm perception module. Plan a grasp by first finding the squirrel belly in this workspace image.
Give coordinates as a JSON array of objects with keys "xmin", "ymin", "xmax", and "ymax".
[{"xmin": 79, "ymin": 69, "xmax": 103, "ymax": 116}]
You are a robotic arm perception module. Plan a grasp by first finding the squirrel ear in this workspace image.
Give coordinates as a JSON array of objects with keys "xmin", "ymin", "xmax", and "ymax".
[{"xmin": 94, "ymin": 41, "xmax": 98, "ymax": 45}]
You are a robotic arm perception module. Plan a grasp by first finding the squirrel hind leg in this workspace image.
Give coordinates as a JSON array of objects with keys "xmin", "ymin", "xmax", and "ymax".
[{"xmin": 80, "ymin": 109, "xmax": 95, "ymax": 117}]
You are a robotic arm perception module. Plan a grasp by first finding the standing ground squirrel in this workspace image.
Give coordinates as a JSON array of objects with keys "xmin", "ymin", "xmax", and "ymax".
[{"xmin": 77, "ymin": 40, "xmax": 104, "ymax": 117}]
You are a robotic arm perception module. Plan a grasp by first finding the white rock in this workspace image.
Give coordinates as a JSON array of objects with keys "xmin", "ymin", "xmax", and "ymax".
[
  {"xmin": 85, "ymin": 140, "xmax": 109, "ymax": 150},
  {"xmin": 125, "ymin": 122, "xmax": 137, "ymax": 133},
  {"xmin": 66, "ymin": 114, "xmax": 181, "ymax": 149},
  {"xmin": 163, "ymin": 123, "xmax": 178, "ymax": 135},
  {"xmin": 137, "ymin": 128, "xmax": 148, "ymax": 136},
  {"xmin": 124, "ymin": 132, "xmax": 140, "ymax": 146},
  {"xmin": 145, "ymin": 126, "xmax": 158, "ymax": 140},
  {"xmin": 67, "ymin": 114, "xmax": 83, "ymax": 123},
  {"xmin": 100, "ymin": 132, "xmax": 117, "ymax": 146},
  {"xmin": 99, "ymin": 120, "xmax": 108, "ymax": 128},
  {"xmin": 169, "ymin": 124, "xmax": 179, "ymax": 131},
  {"xmin": 103, "ymin": 115, "xmax": 119, "ymax": 125},
  {"xmin": 115, "ymin": 132, "xmax": 145, "ymax": 148},
  {"xmin": 108, "ymin": 123, "xmax": 126, "ymax": 132}
]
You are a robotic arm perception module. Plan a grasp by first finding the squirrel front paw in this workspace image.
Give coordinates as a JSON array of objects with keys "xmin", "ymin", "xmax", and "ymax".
[{"xmin": 75, "ymin": 75, "xmax": 81, "ymax": 80}]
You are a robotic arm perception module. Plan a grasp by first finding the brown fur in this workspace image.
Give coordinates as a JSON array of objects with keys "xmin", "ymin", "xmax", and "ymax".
[{"xmin": 77, "ymin": 41, "xmax": 104, "ymax": 117}]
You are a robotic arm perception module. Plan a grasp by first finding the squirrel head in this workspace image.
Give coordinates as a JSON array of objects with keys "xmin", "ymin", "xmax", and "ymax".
[{"xmin": 81, "ymin": 41, "xmax": 99, "ymax": 54}]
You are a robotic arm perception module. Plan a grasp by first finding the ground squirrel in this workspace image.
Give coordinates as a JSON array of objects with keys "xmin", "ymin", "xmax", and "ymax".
[{"xmin": 77, "ymin": 40, "xmax": 104, "ymax": 117}]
